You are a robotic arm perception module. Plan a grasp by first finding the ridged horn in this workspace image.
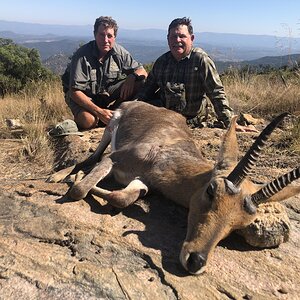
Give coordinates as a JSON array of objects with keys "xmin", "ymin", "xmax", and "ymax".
[
  {"xmin": 251, "ymin": 166, "xmax": 300, "ymax": 206},
  {"xmin": 227, "ymin": 112, "xmax": 289, "ymax": 187}
]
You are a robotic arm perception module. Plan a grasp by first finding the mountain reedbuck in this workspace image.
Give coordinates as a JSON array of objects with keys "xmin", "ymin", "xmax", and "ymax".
[{"xmin": 48, "ymin": 101, "xmax": 300, "ymax": 275}]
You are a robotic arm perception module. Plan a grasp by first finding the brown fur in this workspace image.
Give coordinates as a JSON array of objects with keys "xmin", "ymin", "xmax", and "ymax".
[{"xmin": 47, "ymin": 101, "xmax": 300, "ymax": 275}]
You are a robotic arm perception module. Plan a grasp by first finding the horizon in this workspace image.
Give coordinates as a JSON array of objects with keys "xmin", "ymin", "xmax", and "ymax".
[
  {"xmin": 0, "ymin": 0, "xmax": 299, "ymax": 38},
  {"xmin": 0, "ymin": 19, "xmax": 296, "ymax": 39}
]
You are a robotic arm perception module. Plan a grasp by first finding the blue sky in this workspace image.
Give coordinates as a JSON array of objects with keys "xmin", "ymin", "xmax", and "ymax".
[{"xmin": 0, "ymin": 0, "xmax": 299, "ymax": 37}]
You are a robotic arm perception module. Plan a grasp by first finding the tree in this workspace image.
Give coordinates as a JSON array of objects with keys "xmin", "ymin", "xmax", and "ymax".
[{"xmin": 0, "ymin": 38, "xmax": 54, "ymax": 97}]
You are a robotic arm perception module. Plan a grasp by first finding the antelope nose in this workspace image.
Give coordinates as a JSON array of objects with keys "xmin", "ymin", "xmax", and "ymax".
[{"xmin": 186, "ymin": 252, "xmax": 206, "ymax": 274}]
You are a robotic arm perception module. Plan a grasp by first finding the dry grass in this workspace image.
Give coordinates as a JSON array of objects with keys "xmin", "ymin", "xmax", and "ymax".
[
  {"xmin": 0, "ymin": 79, "xmax": 72, "ymax": 176},
  {"xmin": 223, "ymin": 70, "xmax": 300, "ymax": 117},
  {"xmin": 289, "ymin": 117, "xmax": 300, "ymax": 154},
  {"xmin": 222, "ymin": 69, "xmax": 300, "ymax": 154},
  {"xmin": 0, "ymin": 71, "xmax": 299, "ymax": 178}
]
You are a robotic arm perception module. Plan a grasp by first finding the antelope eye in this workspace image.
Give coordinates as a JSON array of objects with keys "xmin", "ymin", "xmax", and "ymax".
[{"xmin": 206, "ymin": 182, "xmax": 216, "ymax": 200}]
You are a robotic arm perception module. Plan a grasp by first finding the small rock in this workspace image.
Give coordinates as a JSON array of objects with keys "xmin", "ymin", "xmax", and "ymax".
[
  {"xmin": 237, "ymin": 202, "xmax": 290, "ymax": 248},
  {"xmin": 5, "ymin": 118, "xmax": 23, "ymax": 130}
]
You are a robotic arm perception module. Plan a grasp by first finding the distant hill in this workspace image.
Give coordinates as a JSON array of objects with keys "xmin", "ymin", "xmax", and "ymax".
[
  {"xmin": 17, "ymin": 37, "xmax": 168, "ymax": 63},
  {"xmin": 43, "ymin": 53, "xmax": 70, "ymax": 75},
  {"xmin": 42, "ymin": 52, "xmax": 300, "ymax": 77},
  {"xmin": 0, "ymin": 20, "xmax": 92, "ymax": 37},
  {"xmin": 20, "ymin": 39, "xmax": 88, "ymax": 60},
  {"xmin": 1, "ymin": 19, "xmax": 300, "ymax": 75},
  {"xmin": 215, "ymin": 54, "xmax": 300, "ymax": 73},
  {"xmin": 1, "ymin": 19, "xmax": 300, "ymax": 62},
  {"xmin": 2, "ymin": 30, "xmax": 299, "ymax": 66},
  {"xmin": 0, "ymin": 30, "xmax": 63, "ymax": 43},
  {"xmin": 243, "ymin": 54, "xmax": 300, "ymax": 67}
]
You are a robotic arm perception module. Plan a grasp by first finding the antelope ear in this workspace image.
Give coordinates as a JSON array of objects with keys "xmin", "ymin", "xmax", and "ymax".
[{"xmin": 216, "ymin": 116, "xmax": 239, "ymax": 171}]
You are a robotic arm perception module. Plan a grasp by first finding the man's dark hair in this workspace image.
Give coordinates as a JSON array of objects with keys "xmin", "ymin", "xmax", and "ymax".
[
  {"xmin": 168, "ymin": 17, "xmax": 193, "ymax": 35},
  {"xmin": 94, "ymin": 16, "xmax": 119, "ymax": 36}
]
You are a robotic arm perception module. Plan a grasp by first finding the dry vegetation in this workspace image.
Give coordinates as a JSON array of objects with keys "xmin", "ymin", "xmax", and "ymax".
[
  {"xmin": 0, "ymin": 79, "xmax": 72, "ymax": 176},
  {"xmin": 223, "ymin": 69, "xmax": 300, "ymax": 154},
  {"xmin": 0, "ymin": 71, "xmax": 299, "ymax": 178},
  {"xmin": 223, "ymin": 69, "xmax": 300, "ymax": 115}
]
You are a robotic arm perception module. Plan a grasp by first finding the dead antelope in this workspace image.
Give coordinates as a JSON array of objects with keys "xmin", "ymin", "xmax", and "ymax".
[{"xmin": 48, "ymin": 101, "xmax": 300, "ymax": 275}]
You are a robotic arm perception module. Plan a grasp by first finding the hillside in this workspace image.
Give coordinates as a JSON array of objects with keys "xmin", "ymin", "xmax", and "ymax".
[
  {"xmin": 7, "ymin": 33, "xmax": 300, "ymax": 64},
  {"xmin": 43, "ymin": 53, "xmax": 71, "ymax": 75},
  {"xmin": 1, "ymin": 20, "xmax": 300, "ymax": 75},
  {"xmin": 2, "ymin": 19, "xmax": 300, "ymax": 63},
  {"xmin": 42, "ymin": 52, "xmax": 300, "ymax": 77},
  {"xmin": 216, "ymin": 53, "xmax": 300, "ymax": 73}
]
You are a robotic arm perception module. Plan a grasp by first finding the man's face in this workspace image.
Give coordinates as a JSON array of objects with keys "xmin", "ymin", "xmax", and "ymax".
[
  {"xmin": 94, "ymin": 24, "xmax": 116, "ymax": 56},
  {"xmin": 168, "ymin": 25, "xmax": 194, "ymax": 61}
]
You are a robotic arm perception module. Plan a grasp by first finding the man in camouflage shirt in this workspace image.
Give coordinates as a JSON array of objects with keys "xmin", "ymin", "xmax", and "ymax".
[
  {"xmin": 138, "ymin": 17, "xmax": 238, "ymax": 129},
  {"xmin": 64, "ymin": 16, "xmax": 147, "ymax": 129}
]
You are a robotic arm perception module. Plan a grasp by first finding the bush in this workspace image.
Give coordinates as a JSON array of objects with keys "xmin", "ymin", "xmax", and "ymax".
[{"xmin": 0, "ymin": 38, "xmax": 55, "ymax": 97}]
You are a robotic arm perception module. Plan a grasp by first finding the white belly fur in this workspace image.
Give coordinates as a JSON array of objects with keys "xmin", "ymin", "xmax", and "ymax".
[{"xmin": 108, "ymin": 109, "xmax": 122, "ymax": 152}]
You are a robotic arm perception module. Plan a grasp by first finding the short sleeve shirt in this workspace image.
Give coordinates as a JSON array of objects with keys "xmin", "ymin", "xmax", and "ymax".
[
  {"xmin": 138, "ymin": 47, "xmax": 233, "ymax": 126},
  {"xmin": 68, "ymin": 41, "xmax": 143, "ymax": 98}
]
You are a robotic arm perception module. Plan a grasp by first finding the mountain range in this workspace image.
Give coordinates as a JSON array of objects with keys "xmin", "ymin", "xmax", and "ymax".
[{"xmin": 1, "ymin": 19, "xmax": 300, "ymax": 74}]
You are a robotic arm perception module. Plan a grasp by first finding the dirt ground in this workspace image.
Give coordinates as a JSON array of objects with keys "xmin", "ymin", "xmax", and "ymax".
[{"xmin": 0, "ymin": 123, "xmax": 299, "ymax": 300}]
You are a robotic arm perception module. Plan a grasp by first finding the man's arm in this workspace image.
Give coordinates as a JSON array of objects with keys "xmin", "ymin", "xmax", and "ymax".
[
  {"xmin": 120, "ymin": 66, "xmax": 148, "ymax": 100},
  {"xmin": 199, "ymin": 55, "xmax": 233, "ymax": 127},
  {"xmin": 136, "ymin": 65, "xmax": 161, "ymax": 102},
  {"xmin": 200, "ymin": 55, "xmax": 258, "ymax": 132}
]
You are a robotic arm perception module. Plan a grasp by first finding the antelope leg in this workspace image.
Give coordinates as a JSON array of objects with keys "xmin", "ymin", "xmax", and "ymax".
[
  {"xmin": 68, "ymin": 156, "xmax": 113, "ymax": 200},
  {"xmin": 46, "ymin": 126, "xmax": 112, "ymax": 183},
  {"xmin": 91, "ymin": 178, "xmax": 149, "ymax": 208},
  {"xmin": 46, "ymin": 165, "xmax": 77, "ymax": 183}
]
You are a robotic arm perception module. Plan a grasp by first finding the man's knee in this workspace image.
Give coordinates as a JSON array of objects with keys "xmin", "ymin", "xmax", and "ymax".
[{"xmin": 75, "ymin": 111, "xmax": 98, "ymax": 130}]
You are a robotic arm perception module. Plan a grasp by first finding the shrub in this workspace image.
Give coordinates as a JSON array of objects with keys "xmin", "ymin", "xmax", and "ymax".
[{"xmin": 0, "ymin": 38, "xmax": 55, "ymax": 97}]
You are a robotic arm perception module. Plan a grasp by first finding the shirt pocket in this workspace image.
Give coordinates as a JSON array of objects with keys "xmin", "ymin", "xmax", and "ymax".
[{"xmin": 105, "ymin": 71, "xmax": 125, "ymax": 84}]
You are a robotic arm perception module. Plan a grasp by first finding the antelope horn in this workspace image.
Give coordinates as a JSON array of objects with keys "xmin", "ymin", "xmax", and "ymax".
[
  {"xmin": 251, "ymin": 166, "xmax": 300, "ymax": 206},
  {"xmin": 227, "ymin": 112, "xmax": 289, "ymax": 187}
]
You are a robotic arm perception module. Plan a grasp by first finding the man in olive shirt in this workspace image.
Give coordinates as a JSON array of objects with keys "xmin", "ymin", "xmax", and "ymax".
[
  {"xmin": 64, "ymin": 16, "xmax": 147, "ymax": 129},
  {"xmin": 138, "ymin": 17, "xmax": 256, "ymax": 132}
]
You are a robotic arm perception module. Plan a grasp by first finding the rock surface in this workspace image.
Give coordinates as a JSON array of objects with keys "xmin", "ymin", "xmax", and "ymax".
[
  {"xmin": 237, "ymin": 202, "xmax": 291, "ymax": 248},
  {"xmin": 0, "ymin": 126, "xmax": 299, "ymax": 300}
]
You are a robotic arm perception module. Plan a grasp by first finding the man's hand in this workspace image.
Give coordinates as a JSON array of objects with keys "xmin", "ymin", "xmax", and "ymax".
[
  {"xmin": 96, "ymin": 108, "xmax": 114, "ymax": 125},
  {"xmin": 120, "ymin": 74, "xmax": 136, "ymax": 100}
]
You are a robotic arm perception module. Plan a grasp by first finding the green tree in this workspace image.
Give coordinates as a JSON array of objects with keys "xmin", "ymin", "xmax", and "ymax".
[{"xmin": 0, "ymin": 38, "xmax": 54, "ymax": 97}]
